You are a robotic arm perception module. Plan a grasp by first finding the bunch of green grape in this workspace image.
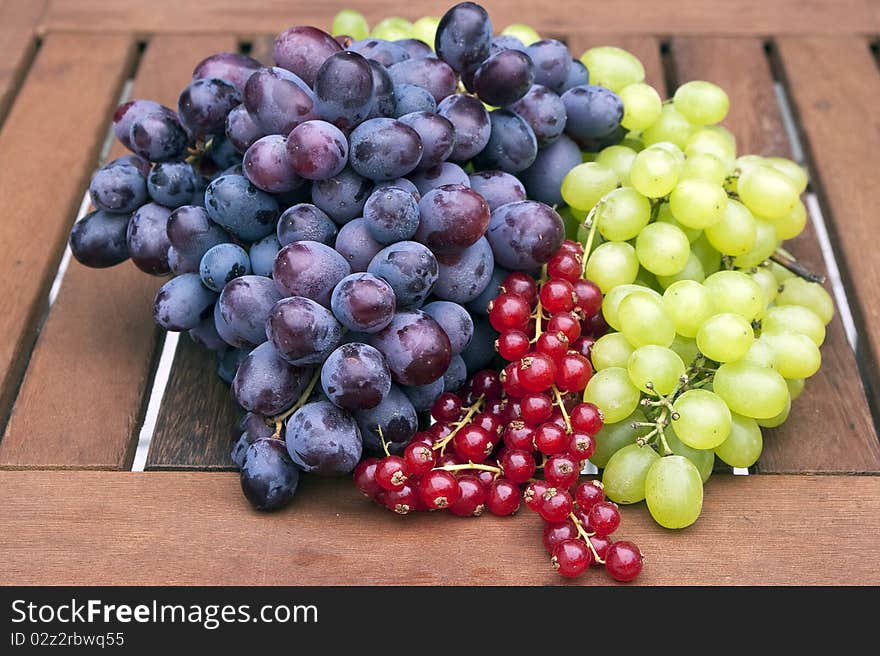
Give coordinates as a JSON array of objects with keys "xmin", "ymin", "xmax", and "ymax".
[{"xmin": 559, "ymin": 48, "xmax": 833, "ymax": 530}]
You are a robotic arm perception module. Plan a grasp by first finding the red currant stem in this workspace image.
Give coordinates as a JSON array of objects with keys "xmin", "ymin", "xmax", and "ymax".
[
  {"xmin": 533, "ymin": 265, "xmax": 548, "ymax": 341},
  {"xmin": 551, "ymin": 385, "xmax": 573, "ymax": 433},
  {"xmin": 378, "ymin": 425, "xmax": 391, "ymax": 458},
  {"xmin": 436, "ymin": 462, "xmax": 503, "ymax": 474},
  {"xmin": 770, "ymin": 249, "xmax": 826, "ymax": 285},
  {"xmin": 268, "ymin": 367, "xmax": 322, "ymax": 437},
  {"xmin": 431, "ymin": 395, "xmax": 486, "ymax": 453},
  {"xmin": 568, "ymin": 511, "xmax": 604, "ymax": 564},
  {"xmin": 579, "ymin": 205, "xmax": 600, "ymax": 278}
]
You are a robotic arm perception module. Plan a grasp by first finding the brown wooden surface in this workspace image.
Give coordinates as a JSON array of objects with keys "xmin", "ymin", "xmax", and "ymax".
[
  {"xmin": 776, "ymin": 36, "xmax": 880, "ymax": 415},
  {"xmin": 671, "ymin": 37, "xmax": 880, "ymax": 473},
  {"xmin": 0, "ymin": 0, "xmax": 46, "ymax": 127},
  {"xmin": 567, "ymin": 34, "xmax": 666, "ymax": 95}
]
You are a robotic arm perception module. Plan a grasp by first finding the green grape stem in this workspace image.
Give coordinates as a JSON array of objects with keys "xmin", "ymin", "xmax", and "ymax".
[
  {"xmin": 551, "ymin": 385, "xmax": 573, "ymax": 433},
  {"xmin": 432, "ymin": 395, "xmax": 486, "ymax": 454},
  {"xmin": 568, "ymin": 511, "xmax": 604, "ymax": 564}
]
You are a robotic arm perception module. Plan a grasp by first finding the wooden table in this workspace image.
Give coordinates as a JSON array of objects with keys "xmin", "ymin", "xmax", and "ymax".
[{"xmin": 1, "ymin": 0, "xmax": 879, "ymax": 586}]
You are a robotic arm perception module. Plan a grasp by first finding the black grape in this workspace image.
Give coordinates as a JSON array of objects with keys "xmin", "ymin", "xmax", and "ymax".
[
  {"xmin": 321, "ymin": 342, "xmax": 391, "ymax": 410},
  {"xmin": 273, "ymin": 25, "xmax": 342, "ymax": 87},
  {"xmin": 466, "ymin": 262, "xmax": 509, "ymax": 315},
  {"xmin": 467, "ymin": 170, "xmax": 526, "ymax": 211},
  {"xmin": 395, "ymin": 38, "xmax": 434, "ymax": 59},
  {"xmin": 249, "ymin": 234, "xmax": 281, "ymax": 277},
  {"xmin": 335, "ymin": 218, "xmax": 385, "ymax": 273},
  {"xmin": 69, "ymin": 210, "xmax": 130, "ymax": 268},
  {"xmin": 89, "ymin": 160, "xmax": 147, "ymax": 213},
  {"xmin": 432, "ymin": 236, "xmax": 494, "ymax": 303},
  {"xmin": 240, "ymin": 438, "xmax": 300, "ymax": 511},
  {"xmin": 362, "ymin": 186, "xmax": 420, "ymax": 244},
  {"xmin": 560, "ymin": 59, "xmax": 589, "ymax": 93},
  {"xmin": 368, "ymin": 311, "xmax": 452, "ymax": 386},
  {"xmin": 153, "ymin": 273, "xmax": 218, "ymax": 331},
  {"xmin": 273, "ymin": 240, "xmax": 351, "ymax": 307},
  {"xmin": 562, "ymin": 85, "xmax": 624, "ymax": 141},
  {"xmin": 216, "ymin": 275, "xmax": 281, "ymax": 347},
  {"xmin": 204, "ymin": 174, "xmax": 280, "ymax": 241},
  {"xmin": 349, "ymin": 118, "xmax": 423, "ymax": 181},
  {"xmin": 473, "ymin": 109, "xmax": 538, "ymax": 173},
  {"xmin": 226, "ymin": 103, "xmax": 265, "ymax": 153},
  {"xmin": 368, "ymin": 60, "xmax": 396, "ymax": 118},
  {"xmin": 401, "ymin": 379, "xmax": 444, "ymax": 412},
  {"xmin": 189, "ymin": 313, "xmax": 227, "ymax": 351},
  {"xmin": 243, "ymin": 67, "xmax": 317, "ymax": 135},
  {"xmin": 177, "ymin": 78, "xmax": 241, "ymax": 138},
  {"xmin": 375, "ymin": 177, "xmax": 420, "ymax": 201},
  {"xmin": 423, "ymin": 300, "xmax": 474, "ymax": 355},
  {"xmin": 435, "ymin": 2, "xmax": 493, "ymax": 73},
  {"xmin": 266, "ymin": 296, "xmax": 343, "ymax": 365},
  {"xmin": 473, "ymin": 49, "xmax": 534, "ymax": 106},
  {"xmin": 286, "ymin": 401, "xmax": 363, "ymax": 475},
  {"xmin": 166, "ymin": 205, "xmax": 229, "ymax": 270},
  {"xmin": 460, "ymin": 316, "xmax": 498, "ymax": 374},
  {"xmin": 311, "ymin": 166, "xmax": 373, "ymax": 224},
  {"xmin": 415, "ymin": 183, "xmax": 489, "ymax": 255},
  {"xmin": 525, "ymin": 39, "xmax": 572, "ymax": 92},
  {"xmin": 277, "ymin": 203, "xmax": 337, "ymax": 247},
  {"xmin": 520, "ymin": 133, "xmax": 582, "ymax": 206},
  {"xmin": 348, "ymin": 39, "xmax": 411, "ymax": 67},
  {"xmin": 387, "ymin": 57, "xmax": 457, "ymax": 103},
  {"xmin": 397, "ymin": 111, "xmax": 455, "ymax": 170},
  {"xmin": 127, "ymin": 203, "xmax": 172, "ymax": 275},
  {"xmin": 313, "ymin": 51, "xmax": 375, "ymax": 131},
  {"xmin": 330, "ymin": 272, "xmax": 397, "ymax": 333},
  {"xmin": 443, "ymin": 354, "xmax": 468, "ymax": 392},
  {"xmin": 192, "ymin": 52, "xmax": 261, "ymax": 94},
  {"xmin": 147, "ymin": 161, "xmax": 199, "ymax": 208},
  {"xmin": 508, "ymin": 84, "xmax": 567, "ymax": 146},
  {"xmin": 486, "ymin": 200, "xmax": 565, "ymax": 270},
  {"xmin": 392, "ymin": 84, "xmax": 437, "ymax": 118},
  {"xmin": 216, "ymin": 346, "xmax": 252, "ymax": 385},
  {"xmin": 408, "ymin": 162, "xmax": 470, "ymax": 196},
  {"xmin": 353, "ymin": 384, "xmax": 418, "ymax": 453},
  {"xmin": 243, "ymin": 135, "xmax": 302, "ymax": 193},
  {"xmin": 437, "ymin": 94, "xmax": 490, "ymax": 161},
  {"xmin": 200, "ymin": 243, "xmax": 251, "ymax": 292},
  {"xmin": 367, "ymin": 241, "xmax": 439, "ymax": 308},
  {"xmin": 231, "ymin": 412, "xmax": 275, "ymax": 468},
  {"xmin": 286, "ymin": 120, "xmax": 348, "ymax": 181},
  {"xmin": 232, "ymin": 341, "xmax": 314, "ymax": 415},
  {"xmin": 129, "ymin": 109, "xmax": 188, "ymax": 163}
]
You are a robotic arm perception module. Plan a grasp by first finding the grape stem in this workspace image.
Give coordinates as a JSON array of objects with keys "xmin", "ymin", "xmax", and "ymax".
[
  {"xmin": 436, "ymin": 462, "xmax": 502, "ymax": 474},
  {"xmin": 432, "ymin": 395, "xmax": 486, "ymax": 454},
  {"xmin": 378, "ymin": 425, "xmax": 391, "ymax": 457},
  {"xmin": 568, "ymin": 511, "xmax": 604, "ymax": 564},
  {"xmin": 579, "ymin": 206, "xmax": 600, "ymax": 278},
  {"xmin": 551, "ymin": 385, "xmax": 573, "ymax": 433},
  {"xmin": 770, "ymin": 250, "xmax": 826, "ymax": 284},
  {"xmin": 533, "ymin": 264, "xmax": 549, "ymax": 342},
  {"xmin": 268, "ymin": 367, "xmax": 322, "ymax": 438}
]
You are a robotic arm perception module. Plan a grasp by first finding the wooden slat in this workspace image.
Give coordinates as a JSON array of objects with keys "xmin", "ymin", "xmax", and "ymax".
[
  {"xmin": 567, "ymin": 34, "xmax": 665, "ymax": 95},
  {"xmin": 0, "ymin": 34, "xmax": 236, "ymax": 470},
  {"xmin": 0, "ymin": 34, "xmax": 136, "ymax": 447},
  {"xmin": 0, "ymin": 0, "xmax": 47, "ymax": 126},
  {"xmin": 0, "ymin": 471, "xmax": 878, "ymax": 585},
  {"xmin": 672, "ymin": 37, "xmax": 880, "ymax": 473},
  {"xmin": 776, "ymin": 36, "xmax": 880, "ymax": 416}
]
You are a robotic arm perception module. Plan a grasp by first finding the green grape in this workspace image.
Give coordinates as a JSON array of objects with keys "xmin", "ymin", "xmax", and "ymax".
[
  {"xmin": 669, "ymin": 179, "xmax": 728, "ymax": 229},
  {"xmin": 411, "ymin": 16, "xmax": 441, "ymax": 47},
  {"xmin": 591, "ymin": 332, "xmax": 636, "ymax": 370},
  {"xmin": 732, "ymin": 218, "xmax": 778, "ymax": 268},
  {"xmin": 583, "ymin": 367, "xmax": 642, "ymax": 424},
  {"xmin": 768, "ymin": 260, "xmax": 795, "ymax": 284},
  {"xmin": 580, "ymin": 46, "xmax": 645, "ymax": 93},
  {"xmin": 671, "ymin": 389, "xmax": 732, "ymax": 449},
  {"xmin": 740, "ymin": 338, "xmax": 777, "ymax": 369},
  {"xmin": 704, "ymin": 198, "xmax": 756, "ymax": 256},
  {"xmin": 560, "ymin": 162, "xmax": 619, "ymax": 211},
  {"xmin": 761, "ymin": 305, "xmax": 826, "ymax": 346},
  {"xmin": 765, "ymin": 198, "xmax": 807, "ymax": 240},
  {"xmin": 645, "ymin": 455, "xmax": 703, "ymax": 529},
  {"xmin": 749, "ymin": 267, "xmax": 779, "ymax": 307},
  {"xmin": 585, "ymin": 241, "xmax": 639, "ymax": 293},
  {"xmin": 501, "ymin": 23, "xmax": 541, "ymax": 45},
  {"xmin": 635, "ymin": 222, "xmax": 690, "ymax": 276},
  {"xmin": 665, "ymin": 425, "xmax": 715, "ymax": 483},
  {"xmin": 685, "ymin": 126, "xmax": 737, "ymax": 166},
  {"xmin": 618, "ymin": 290, "xmax": 676, "ymax": 347},
  {"xmin": 371, "ymin": 17, "xmax": 413, "ymax": 40},
  {"xmin": 713, "ymin": 361, "xmax": 789, "ymax": 419},
  {"xmin": 696, "ymin": 313, "xmax": 755, "ymax": 362},
  {"xmin": 591, "ymin": 409, "xmax": 652, "ymax": 468},
  {"xmin": 634, "ymin": 268, "xmax": 662, "ymax": 291},
  {"xmin": 332, "ymin": 9, "xmax": 370, "ymax": 39},
  {"xmin": 620, "ymin": 134, "xmax": 645, "ymax": 152},
  {"xmin": 656, "ymin": 202, "xmax": 702, "ymax": 243},
  {"xmin": 714, "ymin": 413, "xmax": 763, "ymax": 468},
  {"xmin": 627, "ymin": 345, "xmax": 685, "ymax": 394},
  {"xmin": 756, "ymin": 393, "xmax": 791, "ymax": 428},
  {"xmin": 662, "ymin": 280, "xmax": 714, "ymax": 338},
  {"xmin": 776, "ymin": 278, "xmax": 834, "ymax": 325},
  {"xmin": 595, "ymin": 187, "xmax": 651, "ymax": 241},
  {"xmin": 760, "ymin": 333, "xmax": 821, "ymax": 379},
  {"xmin": 595, "ymin": 145, "xmax": 637, "ymax": 186},
  {"xmin": 603, "ymin": 443, "xmax": 661, "ymax": 504},
  {"xmin": 657, "ymin": 252, "xmax": 706, "ymax": 287},
  {"xmin": 680, "ymin": 152, "xmax": 728, "ymax": 185},
  {"xmin": 669, "ymin": 334, "xmax": 700, "ymax": 364},
  {"xmin": 649, "ymin": 141, "xmax": 686, "ymax": 167},
  {"xmin": 629, "ymin": 147, "xmax": 680, "ymax": 198},
  {"xmin": 737, "ymin": 164, "xmax": 799, "ymax": 220},
  {"xmin": 765, "ymin": 156, "xmax": 808, "ymax": 194},
  {"xmin": 619, "ymin": 82, "xmax": 662, "ymax": 131},
  {"xmin": 642, "ymin": 105, "xmax": 694, "ymax": 149},
  {"xmin": 673, "ymin": 81, "xmax": 730, "ymax": 126},
  {"xmin": 601, "ymin": 283, "xmax": 655, "ymax": 330},
  {"xmin": 690, "ymin": 234, "xmax": 721, "ymax": 275},
  {"xmin": 734, "ymin": 154, "xmax": 765, "ymax": 173},
  {"xmin": 786, "ymin": 377, "xmax": 805, "ymax": 401},
  {"xmin": 703, "ymin": 270, "xmax": 765, "ymax": 320}
]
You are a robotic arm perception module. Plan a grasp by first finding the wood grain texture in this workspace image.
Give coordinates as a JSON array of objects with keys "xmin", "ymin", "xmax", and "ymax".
[
  {"xmin": 0, "ymin": 35, "xmax": 237, "ymax": 470},
  {"xmin": 672, "ymin": 37, "xmax": 880, "ymax": 473},
  {"xmin": 566, "ymin": 34, "xmax": 666, "ymax": 95},
  {"xmin": 776, "ymin": 36, "xmax": 880, "ymax": 416},
  {"xmin": 37, "ymin": 0, "xmax": 880, "ymax": 36},
  {"xmin": 0, "ymin": 34, "xmax": 136, "ymax": 445},
  {"xmin": 0, "ymin": 0, "xmax": 47, "ymax": 127},
  {"xmin": 0, "ymin": 471, "xmax": 878, "ymax": 585}
]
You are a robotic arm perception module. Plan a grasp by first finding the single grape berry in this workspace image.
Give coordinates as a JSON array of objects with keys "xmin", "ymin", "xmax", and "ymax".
[
  {"xmin": 570, "ymin": 335, "xmax": 595, "ymax": 359},
  {"xmin": 486, "ymin": 478, "xmax": 521, "ymax": 516},
  {"xmin": 588, "ymin": 501, "xmax": 621, "ymax": 537},
  {"xmin": 552, "ymin": 539, "xmax": 592, "ymax": 578},
  {"xmin": 375, "ymin": 456, "xmax": 408, "ymax": 491},
  {"xmin": 571, "ymin": 402, "xmax": 604, "ymax": 435},
  {"xmin": 502, "ymin": 272, "xmax": 538, "ymax": 305},
  {"xmin": 473, "ymin": 412, "xmax": 502, "ymax": 438},
  {"xmin": 539, "ymin": 278, "xmax": 575, "ymax": 314},
  {"xmin": 575, "ymin": 480, "xmax": 605, "ymax": 511},
  {"xmin": 470, "ymin": 369, "xmax": 503, "ymax": 399},
  {"xmin": 403, "ymin": 442, "xmax": 436, "ymax": 477},
  {"xmin": 605, "ymin": 540, "xmax": 644, "ymax": 582},
  {"xmin": 559, "ymin": 240, "xmax": 584, "ymax": 256},
  {"xmin": 501, "ymin": 363, "xmax": 528, "ymax": 398},
  {"xmin": 497, "ymin": 330, "xmax": 531, "ymax": 361},
  {"xmin": 543, "ymin": 520, "xmax": 579, "ymax": 552},
  {"xmin": 418, "ymin": 470, "xmax": 460, "ymax": 510},
  {"xmin": 503, "ymin": 421, "xmax": 535, "ymax": 450},
  {"xmin": 589, "ymin": 534, "xmax": 613, "ymax": 566}
]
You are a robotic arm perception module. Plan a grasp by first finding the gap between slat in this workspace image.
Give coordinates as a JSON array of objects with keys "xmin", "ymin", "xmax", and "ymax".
[{"xmin": 131, "ymin": 332, "xmax": 180, "ymax": 472}]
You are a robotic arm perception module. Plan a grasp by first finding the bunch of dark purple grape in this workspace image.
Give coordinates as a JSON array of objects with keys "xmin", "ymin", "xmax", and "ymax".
[{"xmin": 68, "ymin": 2, "xmax": 626, "ymax": 511}]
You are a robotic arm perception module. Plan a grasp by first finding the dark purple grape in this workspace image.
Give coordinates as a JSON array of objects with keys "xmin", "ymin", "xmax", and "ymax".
[
  {"xmin": 112, "ymin": 99, "xmax": 167, "ymax": 150},
  {"xmin": 435, "ymin": 2, "xmax": 492, "ymax": 73},
  {"xmin": 204, "ymin": 174, "xmax": 279, "ymax": 241},
  {"xmin": 147, "ymin": 161, "xmax": 199, "ymax": 208},
  {"xmin": 321, "ymin": 342, "xmax": 391, "ymax": 410},
  {"xmin": 286, "ymin": 120, "xmax": 348, "ymax": 181},
  {"xmin": 178, "ymin": 78, "xmax": 241, "ymax": 137},
  {"xmin": 369, "ymin": 310, "xmax": 452, "ymax": 386},
  {"xmin": 353, "ymin": 384, "xmax": 418, "ymax": 453},
  {"xmin": 362, "ymin": 186, "xmax": 420, "ymax": 244},
  {"xmin": 520, "ymin": 134, "xmax": 582, "ymax": 206},
  {"xmin": 473, "ymin": 49, "xmax": 535, "ymax": 106},
  {"xmin": 266, "ymin": 296, "xmax": 342, "ymax": 365},
  {"xmin": 249, "ymin": 234, "xmax": 280, "ymax": 277},
  {"xmin": 240, "ymin": 438, "xmax": 300, "ymax": 510},
  {"xmin": 226, "ymin": 103, "xmax": 265, "ymax": 152},
  {"xmin": 153, "ymin": 272, "xmax": 217, "ymax": 331},
  {"xmin": 311, "ymin": 166, "xmax": 373, "ymax": 224},
  {"xmin": 560, "ymin": 58, "xmax": 589, "ymax": 93},
  {"xmin": 348, "ymin": 39, "xmax": 411, "ymax": 67},
  {"xmin": 443, "ymin": 354, "xmax": 468, "ymax": 392},
  {"xmin": 432, "ymin": 236, "xmax": 494, "ymax": 303},
  {"xmin": 193, "ymin": 52, "xmax": 261, "ymax": 93},
  {"xmin": 214, "ymin": 274, "xmax": 280, "ymax": 347},
  {"xmin": 437, "ymin": 94, "xmax": 490, "ymax": 161},
  {"xmin": 468, "ymin": 170, "xmax": 527, "ymax": 211},
  {"xmin": 572, "ymin": 124, "xmax": 627, "ymax": 152},
  {"xmin": 330, "ymin": 272, "xmax": 396, "ymax": 333},
  {"xmin": 487, "ymin": 200, "xmax": 565, "ymax": 270},
  {"xmin": 335, "ymin": 218, "xmax": 385, "ymax": 273},
  {"xmin": 89, "ymin": 161, "xmax": 147, "ymax": 214},
  {"xmin": 110, "ymin": 153, "xmax": 151, "ymax": 177},
  {"xmin": 509, "ymin": 84, "xmax": 567, "ymax": 146},
  {"xmin": 127, "ymin": 203, "xmax": 172, "ymax": 275},
  {"xmin": 401, "ymin": 379, "xmax": 444, "ymax": 412},
  {"xmin": 392, "ymin": 83, "xmax": 436, "ymax": 118},
  {"xmin": 242, "ymin": 134, "xmax": 301, "ymax": 193},
  {"xmin": 368, "ymin": 60, "xmax": 396, "ymax": 118},
  {"xmin": 233, "ymin": 341, "xmax": 314, "ymax": 415},
  {"xmin": 466, "ymin": 263, "xmax": 509, "ymax": 315},
  {"xmin": 474, "ymin": 109, "xmax": 538, "ymax": 173},
  {"xmin": 367, "ymin": 241, "xmax": 438, "ymax": 308},
  {"xmin": 286, "ymin": 400, "xmax": 362, "ymax": 475},
  {"xmin": 562, "ymin": 85, "xmax": 624, "ymax": 141},
  {"xmin": 387, "ymin": 57, "xmax": 457, "ymax": 103},
  {"xmin": 408, "ymin": 162, "xmax": 470, "ymax": 196},
  {"xmin": 216, "ymin": 346, "xmax": 252, "ymax": 384},
  {"xmin": 397, "ymin": 111, "xmax": 454, "ymax": 170},
  {"xmin": 422, "ymin": 300, "xmax": 474, "ymax": 355},
  {"xmin": 525, "ymin": 39, "xmax": 572, "ymax": 92},
  {"xmin": 415, "ymin": 184, "xmax": 489, "ymax": 255},
  {"xmin": 313, "ymin": 51, "xmax": 375, "ymax": 130},
  {"xmin": 244, "ymin": 67, "xmax": 318, "ymax": 135},
  {"xmin": 349, "ymin": 118, "xmax": 423, "ymax": 181},
  {"xmin": 200, "ymin": 243, "xmax": 251, "ymax": 292},
  {"xmin": 129, "ymin": 110, "xmax": 188, "ymax": 162},
  {"xmin": 490, "ymin": 34, "xmax": 527, "ymax": 55},
  {"xmin": 395, "ymin": 38, "xmax": 433, "ymax": 59},
  {"xmin": 273, "ymin": 240, "xmax": 350, "ymax": 307},
  {"xmin": 69, "ymin": 210, "xmax": 129, "ymax": 268},
  {"xmin": 274, "ymin": 26, "xmax": 343, "ymax": 87},
  {"xmin": 460, "ymin": 316, "xmax": 498, "ymax": 374},
  {"xmin": 166, "ymin": 205, "xmax": 229, "ymax": 266},
  {"xmin": 231, "ymin": 412, "xmax": 275, "ymax": 467},
  {"xmin": 375, "ymin": 177, "xmax": 420, "ymax": 202},
  {"xmin": 189, "ymin": 313, "xmax": 227, "ymax": 351},
  {"xmin": 204, "ymin": 133, "xmax": 241, "ymax": 171},
  {"xmin": 277, "ymin": 203, "xmax": 337, "ymax": 247}
]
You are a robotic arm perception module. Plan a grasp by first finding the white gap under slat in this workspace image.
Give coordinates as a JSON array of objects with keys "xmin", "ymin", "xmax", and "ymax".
[
  {"xmin": 130, "ymin": 331, "xmax": 179, "ymax": 472},
  {"xmin": 47, "ymin": 190, "xmax": 91, "ymax": 306}
]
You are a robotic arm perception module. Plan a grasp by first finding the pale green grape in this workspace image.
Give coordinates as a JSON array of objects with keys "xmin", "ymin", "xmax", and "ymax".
[
  {"xmin": 690, "ymin": 234, "xmax": 721, "ymax": 275},
  {"xmin": 733, "ymin": 218, "xmax": 778, "ymax": 268},
  {"xmin": 696, "ymin": 313, "xmax": 755, "ymax": 363},
  {"xmin": 501, "ymin": 23, "xmax": 541, "ymax": 45},
  {"xmin": 760, "ymin": 333, "xmax": 821, "ymax": 379},
  {"xmin": 585, "ymin": 241, "xmax": 639, "ymax": 293},
  {"xmin": 786, "ymin": 377, "xmax": 805, "ymax": 401},
  {"xmin": 704, "ymin": 198, "xmax": 756, "ymax": 256},
  {"xmin": 412, "ymin": 16, "xmax": 441, "ymax": 46},
  {"xmin": 671, "ymin": 389, "xmax": 732, "ymax": 449},
  {"xmin": 595, "ymin": 145, "xmax": 637, "ymax": 186},
  {"xmin": 583, "ymin": 367, "xmax": 641, "ymax": 424},
  {"xmin": 669, "ymin": 179, "xmax": 728, "ymax": 229},
  {"xmin": 713, "ymin": 361, "xmax": 789, "ymax": 419},
  {"xmin": 645, "ymin": 455, "xmax": 703, "ymax": 529},
  {"xmin": 765, "ymin": 156, "xmax": 808, "ymax": 194},
  {"xmin": 673, "ymin": 81, "xmax": 730, "ymax": 126},
  {"xmin": 371, "ymin": 17, "xmax": 413, "ymax": 40},
  {"xmin": 591, "ymin": 332, "xmax": 636, "ymax": 370},
  {"xmin": 332, "ymin": 9, "xmax": 370, "ymax": 39},
  {"xmin": 681, "ymin": 152, "xmax": 728, "ymax": 185},
  {"xmin": 649, "ymin": 141, "xmax": 686, "ymax": 167},
  {"xmin": 734, "ymin": 154, "xmax": 765, "ymax": 174},
  {"xmin": 761, "ymin": 305, "xmax": 826, "ymax": 346},
  {"xmin": 595, "ymin": 187, "xmax": 651, "ymax": 241},
  {"xmin": 602, "ymin": 284, "xmax": 649, "ymax": 330},
  {"xmin": 657, "ymin": 252, "xmax": 706, "ymax": 287},
  {"xmin": 619, "ymin": 83, "xmax": 662, "ymax": 131},
  {"xmin": 642, "ymin": 105, "xmax": 694, "ymax": 149},
  {"xmin": 662, "ymin": 279, "xmax": 714, "ymax": 338},
  {"xmin": 602, "ymin": 443, "xmax": 660, "ymax": 504},
  {"xmin": 620, "ymin": 134, "xmax": 645, "ymax": 152},
  {"xmin": 737, "ymin": 164, "xmax": 799, "ymax": 220},
  {"xmin": 618, "ymin": 290, "xmax": 676, "ymax": 347},
  {"xmin": 630, "ymin": 147, "xmax": 680, "ymax": 198},
  {"xmin": 756, "ymin": 393, "xmax": 791, "ymax": 428},
  {"xmin": 740, "ymin": 338, "xmax": 777, "ymax": 369},
  {"xmin": 714, "ymin": 413, "xmax": 763, "ymax": 468},
  {"xmin": 627, "ymin": 345, "xmax": 685, "ymax": 394},
  {"xmin": 703, "ymin": 270, "xmax": 765, "ymax": 320},
  {"xmin": 749, "ymin": 267, "xmax": 779, "ymax": 307},
  {"xmin": 669, "ymin": 335, "xmax": 701, "ymax": 364},
  {"xmin": 635, "ymin": 222, "xmax": 690, "ymax": 276},
  {"xmin": 656, "ymin": 202, "xmax": 702, "ymax": 242},
  {"xmin": 561, "ymin": 162, "xmax": 619, "ymax": 211},
  {"xmin": 685, "ymin": 126, "xmax": 737, "ymax": 165},
  {"xmin": 580, "ymin": 46, "xmax": 645, "ymax": 93},
  {"xmin": 591, "ymin": 409, "xmax": 652, "ymax": 468},
  {"xmin": 765, "ymin": 199, "xmax": 807, "ymax": 240},
  {"xmin": 768, "ymin": 260, "xmax": 796, "ymax": 284},
  {"xmin": 776, "ymin": 278, "xmax": 835, "ymax": 325},
  {"xmin": 665, "ymin": 425, "xmax": 715, "ymax": 483}
]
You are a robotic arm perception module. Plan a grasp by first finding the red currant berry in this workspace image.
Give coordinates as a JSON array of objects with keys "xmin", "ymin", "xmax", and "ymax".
[
  {"xmin": 574, "ymin": 507, "xmax": 592, "ymax": 530},
  {"xmin": 488, "ymin": 292, "xmax": 531, "ymax": 332},
  {"xmin": 486, "ymin": 478, "xmax": 520, "ymax": 516},
  {"xmin": 436, "ymin": 452, "xmax": 460, "ymax": 468},
  {"xmin": 571, "ymin": 402, "xmax": 604, "ymax": 435},
  {"xmin": 589, "ymin": 534, "xmax": 612, "ymax": 566},
  {"xmin": 575, "ymin": 480, "xmax": 605, "ymax": 512},
  {"xmin": 448, "ymin": 475, "xmax": 487, "ymax": 517},
  {"xmin": 431, "ymin": 393, "xmax": 462, "ymax": 423},
  {"xmin": 588, "ymin": 312, "xmax": 608, "ymax": 338},
  {"xmin": 496, "ymin": 330, "xmax": 531, "ymax": 361},
  {"xmin": 547, "ymin": 251, "xmax": 582, "ymax": 283},
  {"xmin": 375, "ymin": 456, "xmax": 408, "ymax": 491},
  {"xmin": 570, "ymin": 335, "xmax": 595, "ymax": 359},
  {"xmin": 559, "ymin": 240, "xmax": 584, "ymax": 256},
  {"xmin": 503, "ymin": 400, "xmax": 523, "ymax": 423},
  {"xmin": 535, "ymin": 331, "xmax": 569, "ymax": 362},
  {"xmin": 501, "ymin": 363, "xmax": 528, "ymax": 398},
  {"xmin": 502, "ymin": 272, "xmax": 538, "ymax": 305},
  {"xmin": 403, "ymin": 442, "xmax": 436, "ymax": 478},
  {"xmin": 534, "ymin": 422, "xmax": 568, "ymax": 456},
  {"xmin": 545, "ymin": 454, "xmax": 580, "ymax": 489},
  {"xmin": 605, "ymin": 540, "xmax": 644, "ymax": 582},
  {"xmin": 473, "ymin": 464, "xmax": 497, "ymax": 489},
  {"xmin": 373, "ymin": 490, "xmax": 387, "ymax": 506},
  {"xmin": 353, "ymin": 458, "xmax": 382, "ymax": 497},
  {"xmin": 502, "ymin": 421, "xmax": 535, "ymax": 450},
  {"xmin": 572, "ymin": 279, "xmax": 602, "ymax": 319},
  {"xmin": 547, "ymin": 312, "xmax": 582, "ymax": 343},
  {"xmin": 418, "ymin": 470, "xmax": 459, "ymax": 510},
  {"xmin": 517, "ymin": 353, "xmax": 557, "ymax": 393},
  {"xmin": 384, "ymin": 484, "xmax": 418, "ymax": 514},
  {"xmin": 452, "ymin": 425, "xmax": 494, "ymax": 463},
  {"xmin": 499, "ymin": 448, "xmax": 536, "ymax": 483},
  {"xmin": 556, "ymin": 352, "xmax": 593, "ymax": 392},
  {"xmin": 523, "ymin": 480, "xmax": 550, "ymax": 512},
  {"xmin": 485, "ymin": 398, "xmax": 506, "ymax": 418},
  {"xmin": 520, "ymin": 393, "xmax": 553, "ymax": 425},
  {"xmin": 537, "ymin": 487, "xmax": 574, "ymax": 523},
  {"xmin": 412, "ymin": 431, "xmax": 435, "ymax": 448},
  {"xmin": 551, "ymin": 539, "xmax": 592, "ymax": 578},
  {"xmin": 549, "ymin": 410, "xmax": 567, "ymax": 430},
  {"xmin": 588, "ymin": 501, "xmax": 621, "ymax": 537},
  {"xmin": 568, "ymin": 432, "xmax": 596, "ymax": 461},
  {"xmin": 539, "ymin": 278, "xmax": 575, "ymax": 314},
  {"xmin": 473, "ymin": 412, "xmax": 502, "ymax": 438},
  {"xmin": 470, "ymin": 369, "xmax": 503, "ymax": 399},
  {"xmin": 543, "ymin": 520, "xmax": 578, "ymax": 552}
]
